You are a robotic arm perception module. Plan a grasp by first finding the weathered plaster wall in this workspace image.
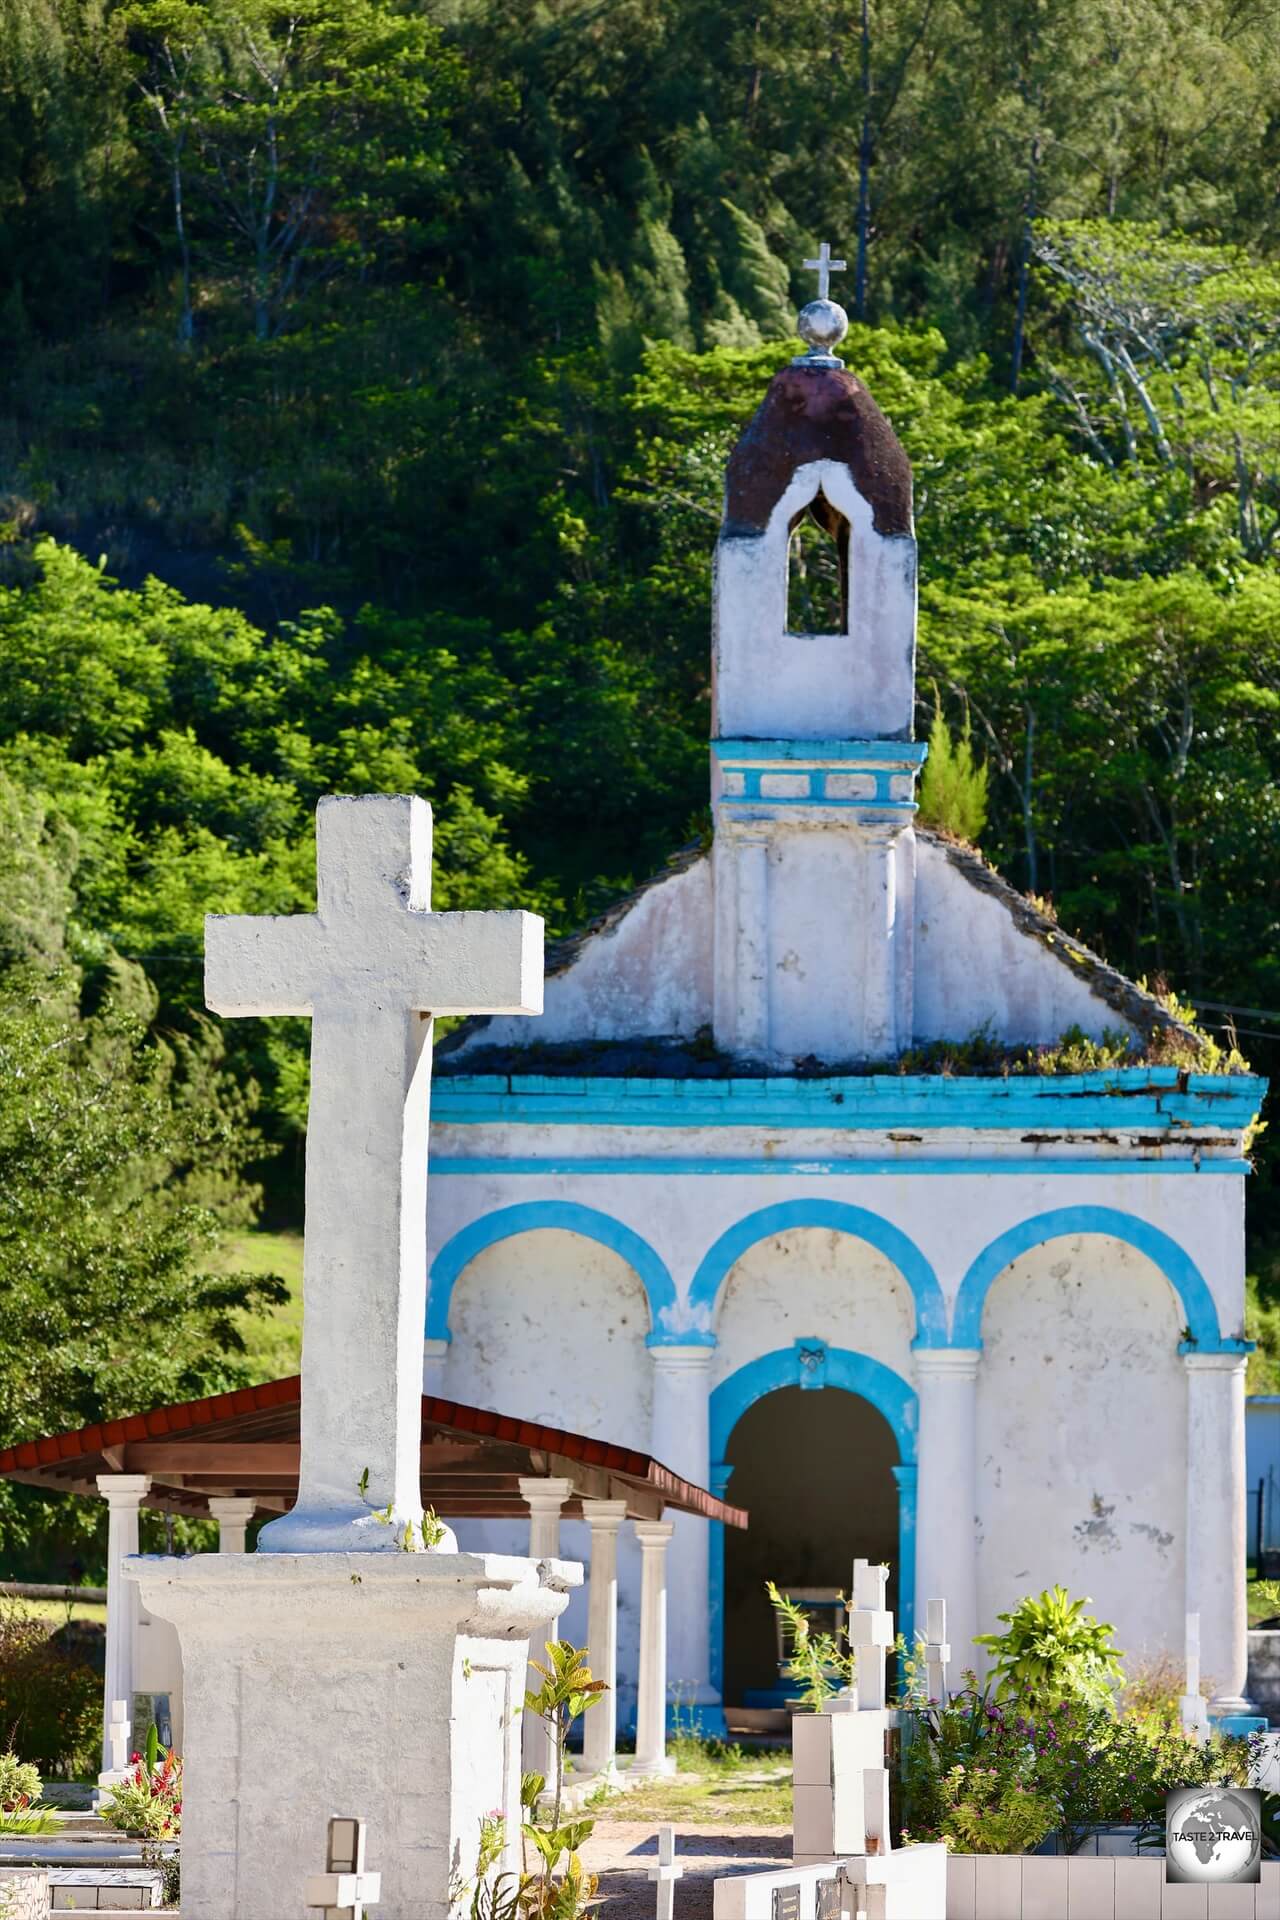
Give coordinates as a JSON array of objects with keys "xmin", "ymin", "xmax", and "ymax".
[
  {"xmin": 448, "ymin": 859, "xmax": 712, "ymax": 1056},
  {"xmin": 712, "ymin": 1227, "xmax": 916, "ymax": 1387},
  {"xmin": 913, "ymin": 840, "xmax": 1137, "ymax": 1046},
  {"xmin": 444, "ymin": 1229, "xmax": 652, "ymax": 1712},
  {"xmin": 975, "ymin": 1236, "xmax": 1186, "ymax": 1662}
]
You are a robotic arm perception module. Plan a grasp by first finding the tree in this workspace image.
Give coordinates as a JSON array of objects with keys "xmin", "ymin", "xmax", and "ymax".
[{"xmin": 127, "ymin": 0, "xmax": 463, "ymax": 338}]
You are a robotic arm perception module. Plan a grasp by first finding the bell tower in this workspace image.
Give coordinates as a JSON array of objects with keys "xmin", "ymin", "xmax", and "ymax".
[{"xmin": 710, "ymin": 249, "xmax": 924, "ymax": 1064}]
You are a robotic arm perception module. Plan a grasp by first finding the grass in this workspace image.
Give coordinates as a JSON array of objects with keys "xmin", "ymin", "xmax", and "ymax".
[
  {"xmin": 590, "ymin": 1742, "xmax": 792, "ymax": 1826},
  {"xmin": 13, "ymin": 1598, "xmax": 107, "ymax": 1630},
  {"xmin": 222, "ymin": 1229, "xmax": 304, "ymax": 1382}
]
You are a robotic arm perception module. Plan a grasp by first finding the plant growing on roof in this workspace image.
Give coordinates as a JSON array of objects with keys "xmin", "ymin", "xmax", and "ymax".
[
  {"xmin": 975, "ymin": 1586, "xmax": 1124, "ymax": 1712},
  {"xmin": 766, "ymin": 1582, "xmax": 856, "ymax": 1711}
]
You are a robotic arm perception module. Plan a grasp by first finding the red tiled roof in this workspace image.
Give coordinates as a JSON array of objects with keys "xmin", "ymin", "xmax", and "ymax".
[{"xmin": 0, "ymin": 1376, "xmax": 746, "ymax": 1527}]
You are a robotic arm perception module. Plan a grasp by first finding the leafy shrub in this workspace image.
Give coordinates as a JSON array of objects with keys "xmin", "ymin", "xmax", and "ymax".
[
  {"xmin": 0, "ymin": 1753, "xmax": 39, "ymax": 1812},
  {"xmin": 0, "ymin": 1604, "xmax": 99, "ymax": 1775},
  {"xmin": 99, "ymin": 1748, "xmax": 182, "ymax": 1839},
  {"xmin": 766, "ymin": 1581, "xmax": 856, "ymax": 1710},
  {"xmin": 975, "ymin": 1587, "xmax": 1124, "ymax": 1712},
  {"xmin": 902, "ymin": 1672, "xmax": 1251, "ymax": 1854}
]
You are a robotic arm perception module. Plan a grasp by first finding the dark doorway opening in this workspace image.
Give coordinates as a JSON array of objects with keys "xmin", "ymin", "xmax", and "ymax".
[{"xmin": 722, "ymin": 1385, "xmax": 899, "ymax": 1706}]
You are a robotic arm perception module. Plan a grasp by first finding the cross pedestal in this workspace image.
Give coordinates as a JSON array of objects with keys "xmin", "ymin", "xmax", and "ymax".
[{"xmin": 131, "ymin": 1552, "xmax": 579, "ymax": 1920}]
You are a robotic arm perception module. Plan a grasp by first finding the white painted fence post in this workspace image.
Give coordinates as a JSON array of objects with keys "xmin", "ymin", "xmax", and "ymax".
[
  {"xmin": 97, "ymin": 1474, "xmax": 150, "ymax": 1774},
  {"xmin": 632, "ymin": 1520, "xmax": 675, "ymax": 1777},
  {"xmin": 519, "ymin": 1477, "xmax": 575, "ymax": 1779}
]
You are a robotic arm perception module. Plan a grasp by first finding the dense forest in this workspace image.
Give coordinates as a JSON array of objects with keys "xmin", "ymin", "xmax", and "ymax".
[{"xmin": 2, "ymin": 0, "xmax": 1280, "ymax": 1551}]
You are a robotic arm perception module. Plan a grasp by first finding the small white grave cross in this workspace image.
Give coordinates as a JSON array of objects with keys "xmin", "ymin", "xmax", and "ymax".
[
  {"xmin": 1180, "ymin": 1610, "xmax": 1210, "ymax": 1741},
  {"xmin": 848, "ymin": 1558, "xmax": 892, "ymax": 1713},
  {"xmin": 647, "ymin": 1823, "xmax": 683, "ymax": 1920},
  {"xmin": 803, "ymin": 241, "xmax": 846, "ymax": 302},
  {"xmin": 206, "ymin": 795, "xmax": 542, "ymax": 1551},
  {"xmin": 304, "ymin": 1815, "xmax": 382, "ymax": 1918},
  {"xmin": 923, "ymin": 1598, "xmax": 950, "ymax": 1708}
]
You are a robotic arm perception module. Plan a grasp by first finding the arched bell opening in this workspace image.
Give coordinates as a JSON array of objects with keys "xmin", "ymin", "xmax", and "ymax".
[{"xmin": 786, "ymin": 489, "xmax": 849, "ymax": 636}]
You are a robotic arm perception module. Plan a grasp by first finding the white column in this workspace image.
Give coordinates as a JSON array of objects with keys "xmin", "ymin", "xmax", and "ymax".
[
  {"xmin": 207, "ymin": 1497, "xmax": 257, "ymax": 1554},
  {"xmin": 422, "ymin": 1337, "xmax": 450, "ymax": 1398},
  {"xmin": 518, "ymin": 1478, "xmax": 575, "ymax": 1780},
  {"xmin": 631, "ymin": 1520, "xmax": 675, "ymax": 1777},
  {"xmin": 580, "ymin": 1498, "xmax": 628, "ymax": 1778},
  {"xmin": 98, "ymin": 1474, "xmax": 150, "ymax": 1773},
  {"xmin": 1185, "ymin": 1352, "xmax": 1251, "ymax": 1714},
  {"xmin": 859, "ymin": 822, "xmax": 901, "ymax": 1057},
  {"xmin": 650, "ymin": 1345, "xmax": 720, "ymax": 1717},
  {"xmin": 913, "ymin": 1350, "xmax": 980, "ymax": 1679}
]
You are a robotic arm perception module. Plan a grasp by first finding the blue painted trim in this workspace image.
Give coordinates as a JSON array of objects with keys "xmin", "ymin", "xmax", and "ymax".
[
  {"xmin": 431, "ymin": 1155, "xmax": 1253, "ymax": 1178},
  {"xmin": 1179, "ymin": 1339, "xmax": 1255, "ymax": 1354},
  {"xmin": 718, "ymin": 794, "xmax": 917, "ymax": 812},
  {"xmin": 708, "ymin": 1345, "xmax": 919, "ymax": 1695},
  {"xmin": 712, "ymin": 739, "xmax": 930, "ymax": 764},
  {"xmin": 426, "ymin": 1201, "xmax": 677, "ymax": 1341},
  {"xmin": 431, "ymin": 1070, "xmax": 1266, "ymax": 1136},
  {"xmin": 689, "ymin": 1200, "xmax": 947, "ymax": 1346},
  {"xmin": 953, "ymin": 1206, "xmax": 1223, "ymax": 1349}
]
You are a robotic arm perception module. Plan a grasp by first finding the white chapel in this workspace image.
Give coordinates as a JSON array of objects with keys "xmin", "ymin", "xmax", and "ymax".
[{"xmin": 426, "ymin": 290, "xmax": 1265, "ymax": 1735}]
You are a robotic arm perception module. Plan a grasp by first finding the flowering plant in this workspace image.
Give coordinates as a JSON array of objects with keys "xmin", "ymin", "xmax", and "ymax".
[{"xmin": 99, "ymin": 1745, "xmax": 182, "ymax": 1840}]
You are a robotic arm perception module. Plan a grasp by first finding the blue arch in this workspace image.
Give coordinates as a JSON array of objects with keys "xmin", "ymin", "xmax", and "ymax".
[
  {"xmin": 427, "ymin": 1201, "xmax": 677, "ymax": 1341},
  {"xmin": 707, "ymin": 1344, "xmax": 919, "ymax": 1696},
  {"xmin": 952, "ymin": 1205, "xmax": 1224, "ymax": 1349},
  {"xmin": 689, "ymin": 1201, "xmax": 947, "ymax": 1347}
]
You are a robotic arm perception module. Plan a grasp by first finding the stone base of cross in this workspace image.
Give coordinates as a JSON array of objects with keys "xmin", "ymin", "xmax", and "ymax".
[{"xmin": 647, "ymin": 1823, "xmax": 684, "ymax": 1920}]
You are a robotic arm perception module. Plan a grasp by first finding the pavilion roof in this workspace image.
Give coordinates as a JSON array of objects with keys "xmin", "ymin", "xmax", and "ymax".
[{"xmin": 0, "ymin": 1377, "xmax": 747, "ymax": 1528}]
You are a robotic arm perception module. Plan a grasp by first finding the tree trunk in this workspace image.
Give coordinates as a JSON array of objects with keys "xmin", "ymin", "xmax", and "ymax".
[
  {"xmin": 854, "ymin": 0, "xmax": 871, "ymax": 318},
  {"xmin": 1010, "ymin": 132, "xmax": 1041, "ymax": 394}
]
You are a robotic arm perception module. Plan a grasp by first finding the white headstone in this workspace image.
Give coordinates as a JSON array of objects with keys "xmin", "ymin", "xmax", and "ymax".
[
  {"xmin": 205, "ymin": 794, "xmax": 542, "ymax": 1551},
  {"xmin": 923, "ymin": 1598, "xmax": 950, "ymax": 1707},
  {"xmin": 1180, "ymin": 1609, "xmax": 1210, "ymax": 1741}
]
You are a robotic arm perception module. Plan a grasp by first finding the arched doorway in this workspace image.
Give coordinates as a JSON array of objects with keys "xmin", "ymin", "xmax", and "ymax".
[
  {"xmin": 722, "ymin": 1383, "xmax": 900, "ymax": 1706},
  {"xmin": 709, "ymin": 1344, "xmax": 917, "ymax": 1707}
]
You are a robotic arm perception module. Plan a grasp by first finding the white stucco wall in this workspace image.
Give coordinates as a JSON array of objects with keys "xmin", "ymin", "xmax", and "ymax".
[
  {"xmin": 712, "ymin": 1227, "xmax": 916, "ymax": 1388},
  {"xmin": 913, "ymin": 839, "xmax": 1135, "ymax": 1046},
  {"xmin": 443, "ymin": 1228, "xmax": 652, "ymax": 1715},
  {"xmin": 975, "ymin": 1236, "xmax": 1186, "ymax": 1664},
  {"xmin": 447, "ymin": 858, "xmax": 712, "ymax": 1056}
]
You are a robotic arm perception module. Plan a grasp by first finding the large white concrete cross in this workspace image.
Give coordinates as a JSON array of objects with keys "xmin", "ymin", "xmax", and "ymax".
[{"xmin": 205, "ymin": 794, "xmax": 542, "ymax": 1552}]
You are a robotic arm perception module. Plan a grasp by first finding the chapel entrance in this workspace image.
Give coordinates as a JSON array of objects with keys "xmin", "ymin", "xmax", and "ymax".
[{"xmin": 722, "ymin": 1385, "xmax": 900, "ymax": 1708}]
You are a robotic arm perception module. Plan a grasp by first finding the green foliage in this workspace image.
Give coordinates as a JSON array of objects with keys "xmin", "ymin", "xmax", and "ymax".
[
  {"xmin": 975, "ymin": 1587, "xmax": 1125, "ymax": 1713},
  {"xmin": 99, "ymin": 1746, "xmax": 182, "ymax": 1838},
  {"xmin": 0, "ymin": 1752, "xmax": 40, "ymax": 1812},
  {"xmin": 0, "ymin": 1603, "xmax": 99, "ymax": 1775},
  {"xmin": 765, "ymin": 1581, "xmax": 856, "ymax": 1711},
  {"xmin": 917, "ymin": 701, "xmax": 989, "ymax": 844},
  {"xmin": 901, "ymin": 1671, "xmax": 1253, "ymax": 1855}
]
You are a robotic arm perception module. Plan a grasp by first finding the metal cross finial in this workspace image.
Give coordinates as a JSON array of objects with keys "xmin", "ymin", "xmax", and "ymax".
[{"xmin": 803, "ymin": 242, "xmax": 846, "ymax": 302}]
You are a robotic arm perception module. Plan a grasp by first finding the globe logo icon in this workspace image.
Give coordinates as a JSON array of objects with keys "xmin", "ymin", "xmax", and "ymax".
[{"xmin": 1166, "ymin": 1787, "xmax": 1262, "ymax": 1884}]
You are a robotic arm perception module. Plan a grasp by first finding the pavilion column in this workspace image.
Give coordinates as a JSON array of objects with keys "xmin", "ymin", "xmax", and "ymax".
[
  {"xmin": 630, "ymin": 1520, "xmax": 675, "ymax": 1778},
  {"xmin": 913, "ymin": 1350, "xmax": 980, "ymax": 1681},
  {"xmin": 518, "ymin": 1477, "xmax": 575, "ymax": 1779},
  {"xmin": 207, "ymin": 1497, "xmax": 257, "ymax": 1554},
  {"xmin": 97, "ymin": 1474, "xmax": 150, "ymax": 1773},
  {"xmin": 1185, "ymin": 1351, "xmax": 1251, "ymax": 1714},
  {"xmin": 579, "ymin": 1498, "xmax": 628, "ymax": 1778},
  {"xmin": 649, "ymin": 1344, "xmax": 720, "ymax": 1724}
]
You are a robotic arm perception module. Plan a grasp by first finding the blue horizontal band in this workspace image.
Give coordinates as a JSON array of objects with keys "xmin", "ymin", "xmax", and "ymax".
[
  {"xmin": 711, "ymin": 738, "xmax": 930, "ymax": 763},
  {"xmin": 431, "ymin": 1155, "xmax": 1251, "ymax": 1177}
]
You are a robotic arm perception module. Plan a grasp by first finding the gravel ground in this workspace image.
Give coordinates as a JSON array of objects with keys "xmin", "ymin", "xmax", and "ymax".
[{"xmin": 579, "ymin": 1822, "xmax": 792, "ymax": 1920}]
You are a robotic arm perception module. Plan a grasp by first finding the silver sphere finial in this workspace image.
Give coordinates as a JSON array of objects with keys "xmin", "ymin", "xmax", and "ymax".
[{"xmin": 794, "ymin": 241, "xmax": 849, "ymax": 369}]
